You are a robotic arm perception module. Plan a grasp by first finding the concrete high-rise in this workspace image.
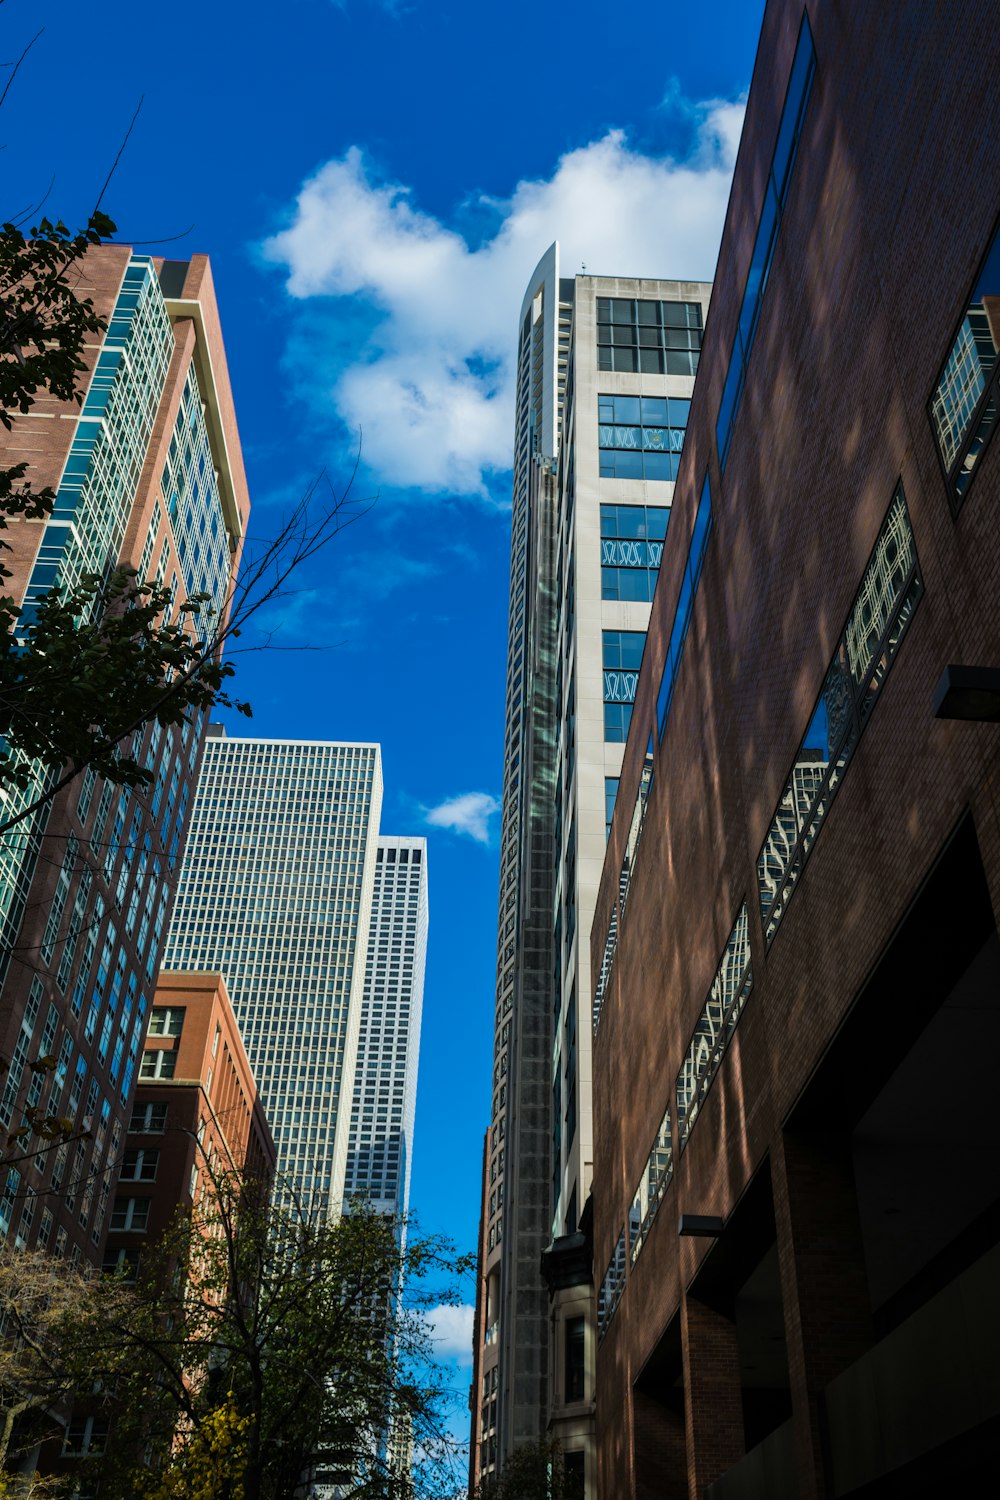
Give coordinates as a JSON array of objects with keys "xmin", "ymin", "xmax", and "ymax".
[
  {"xmin": 163, "ymin": 733, "xmax": 383, "ymax": 1214},
  {"xmin": 0, "ymin": 250, "xmax": 249, "ymax": 1264},
  {"xmin": 469, "ymin": 245, "xmax": 710, "ymax": 1490},
  {"xmin": 345, "ymin": 836, "xmax": 428, "ymax": 1220}
]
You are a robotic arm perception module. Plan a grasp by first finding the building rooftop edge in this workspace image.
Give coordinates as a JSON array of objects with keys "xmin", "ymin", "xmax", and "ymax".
[{"xmin": 205, "ymin": 728, "xmax": 382, "ymax": 750}]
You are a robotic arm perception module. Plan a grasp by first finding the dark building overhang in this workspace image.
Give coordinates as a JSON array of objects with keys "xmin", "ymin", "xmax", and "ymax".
[{"xmin": 541, "ymin": 1231, "xmax": 592, "ymax": 1293}]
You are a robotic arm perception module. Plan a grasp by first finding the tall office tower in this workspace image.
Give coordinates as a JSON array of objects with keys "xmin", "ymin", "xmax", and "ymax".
[
  {"xmin": 163, "ymin": 733, "xmax": 385, "ymax": 1214},
  {"xmin": 345, "ymin": 836, "xmax": 428, "ymax": 1220},
  {"xmin": 469, "ymin": 244, "xmax": 710, "ymax": 1491},
  {"xmin": 0, "ymin": 250, "xmax": 249, "ymax": 1263}
]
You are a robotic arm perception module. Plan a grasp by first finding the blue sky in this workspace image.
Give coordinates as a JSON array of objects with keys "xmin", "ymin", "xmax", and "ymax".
[{"xmin": 4, "ymin": 0, "xmax": 763, "ymax": 1411}]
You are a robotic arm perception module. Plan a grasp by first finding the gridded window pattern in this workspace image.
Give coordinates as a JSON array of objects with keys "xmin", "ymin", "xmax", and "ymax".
[
  {"xmin": 25, "ymin": 257, "xmax": 173, "ymax": 622},
  {"xmin": 1, "ymin": 259, "xmax": 174, "ymax": 964},
  {"xmin": 40, "ymin": 835, "xmax": 79, "ymax": 965},
  {"xmin": 163, "ymin": 738, "xmax": 383, "ymax": 1216},
  {"xmin": 160, "ymin": 367, "xmax": 232, "ymax": 631},
  {"xmin": 597, "ymin": 297, "xmax": 703, "ymax": 376},
  {"xmin": 929, "ymin": 217, "xmax": 1000, "ymax": 508},
  {"xmin": 601, "ymin": 504, "xmax": 669, "ymax": 601},
  {"xmin": 345, "ymin": 838, "xmax": 428, "ymax": 1218},
  {"xmin": 603, "ymin": 631, "xmax": 646, "ymax": 743},
  {"xmin": 599, "ymin": 396, "xmax": 691, "ymax": 481}
]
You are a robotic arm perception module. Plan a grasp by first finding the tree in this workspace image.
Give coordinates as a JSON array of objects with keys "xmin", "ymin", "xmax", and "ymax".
[
  {"xmin": 87, "ymin": 1163, "xmax": 471, "ymax": 1500},
  {"xmin": 0, "ymin": 213, "xmax": 371, "ymax": 837},
  {"xmin": 474, "ymin": 1443, "xmax": 585, "ymax": 1500},
  {"xmin": 0, "ymin": 1246, "xmax": 128, "ymax": 1488}
]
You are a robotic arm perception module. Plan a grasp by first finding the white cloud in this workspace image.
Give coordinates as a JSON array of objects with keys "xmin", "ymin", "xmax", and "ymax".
[
  {"xmin": 424, "ymin": 791, "xmax": 499, "ymax": 845},
  {"xmin": 262, "ymin": 95, "xmax": 745, "ymax": 497},
  {"xmin": 423, "ymin": 1303, "xmax": 475, "ymax": 1363}
]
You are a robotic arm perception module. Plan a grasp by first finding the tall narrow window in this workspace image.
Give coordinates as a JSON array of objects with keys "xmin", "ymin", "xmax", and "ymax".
[
  {"xmin": 603, "ymin": 631, "xmax": 646, "ymax": 743},
  {"xmin": 930, "ymin": 218, "xmax": 1000, "ymax": 509},
  {"xmin": 565, "ymin": 1316, "xmax": 585, "ymax": 1402}
]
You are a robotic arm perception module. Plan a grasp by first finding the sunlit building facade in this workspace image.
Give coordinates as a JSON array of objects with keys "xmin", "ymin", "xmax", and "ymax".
[
  {"xmin": 345, "ymin": 835, "xmax": 428, "ymax": 1219},
  {"xmin": 469, "ymin": 245, "xmax": 710, "ymax": 1490},
  {"xmin": 163, "ymin": 734, "xmax": 383, "ymax": 1213},
  {"xmin": 0, "ymin": 251, "xmax": 249, "ymax": 1265}
]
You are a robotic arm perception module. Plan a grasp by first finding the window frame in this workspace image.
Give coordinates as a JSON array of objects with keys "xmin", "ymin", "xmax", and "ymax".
[{"xmin": 928, "ymin": 211, "xmax": 1000, "ymax": 516}]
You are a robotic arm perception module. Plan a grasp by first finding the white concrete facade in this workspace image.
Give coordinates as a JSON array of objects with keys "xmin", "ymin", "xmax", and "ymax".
[
  {"xmin": 472, "ymin": 244, "xmax": 711, "ymax": 1490},
  {"xmin": 345, "ymin": 835, "xmax": 428, "ymax": 1220},
  {"xmin": 555, "ymin": 272, "xmax": 712, "ymax": 1238},
  {"xmin": 164, "ymin": 732, "xmax": 383, "ymax": 1216}
]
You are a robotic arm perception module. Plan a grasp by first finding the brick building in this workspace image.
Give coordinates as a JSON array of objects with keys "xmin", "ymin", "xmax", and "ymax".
[
  {"xmin": 591, "ymin": 3, "xmax": 1000, "ymax": 1498},
  {"xmin": 0, "ymin": 250, "xmax": 250, "ymax": 1264},
  {"xmin": 103, "ymin": 970, "xmax": 275, "ymax": 1286}
]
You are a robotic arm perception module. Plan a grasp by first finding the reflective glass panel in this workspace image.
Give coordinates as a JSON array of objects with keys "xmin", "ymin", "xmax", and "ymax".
[{"xmin": 930, "ymin": 218, "xmax": 1000, "ymax": 507}]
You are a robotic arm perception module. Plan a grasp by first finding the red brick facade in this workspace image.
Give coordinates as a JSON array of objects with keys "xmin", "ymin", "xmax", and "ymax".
[
  {"xmin": 0, "ymin": 250, "xmax": 250, "ymax": 1265},
  {"xmin": 102, "ymin": 970, "xmax": 275, "ymax": 1282},
  {"xmin": 592, "ymin": 3, "xmax": 1000, "ymax": 1497}
]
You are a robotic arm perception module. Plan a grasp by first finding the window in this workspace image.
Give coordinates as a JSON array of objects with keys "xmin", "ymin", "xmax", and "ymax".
[
  {"xmin": 63, "ymin": 1415, "xmax": 109, "ymax": 1456},
  {"xmin": 139, "ymin": 1049, "xmax": 176, "ymax": 1080},
  {"xmin": 597, "ymin": 298, "xmax": 703, "ymax": 375},
  {"xmin": 129, "ymin": 1101, "xmax": 167, "ymax": 1133},
  {"xmin": 629, "ymin": 1104, "xmax": 674, "ymax": 1264},
  {"xmin": 598, "ymin": 1229, "xmax": 627, "ymax": 1340},
  {"xmin": 655, "ymin": 475, "xmax": 714, "ymax": 741},
  {"xmin": 604, "ymin": 778, "xmax": 620, "ymax": 842},
  {"xmin": 598, "ymin": 395, "xmax": 690, "ymax": 481},
  {"xmin": 676, "ymin": 906, "xmax": 753, "ymax": 1149},
  {"xmin": 600, "ymin": 503, "xmax": 669, "ymax": 601},
  {"xmin": 110, "ymin": 1196, "xmax": 150, "ymax": 1231},
  {"xmin": 564, "ymin": 987, "xmax": 578, "ymax": 1152},
  {"xmin": 930, "ymin": 215, "xmax": 1000, "ymax": 509},
  {"xmin": 717, "ymin": 15, "xmax": 815, "ymax": 469},
  {"xmin": 102, "ymin": 1246, "xmax": 140, "ymax": 1282},
  {"xmin": 603, "ymin": 630, "xmax": 646, "ymax": 743},
  {"xmin": 120, "ymin": 1147, "xmax": 159, "ymax": 1181},
  {"xmin": 565, "ymin": 1316, "xmax": 585, "ymax": 1402},
  {"xmin": 147, "ymin": 1006, "xmax": 184, "ymax": 1037},
  {"xmin": 564, "ymin": 1452, "xmax": 585, "ymax": 1498},
  {"xmin": 757, "ymin": 487, "xmax": 922, "ymax": 944}
]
